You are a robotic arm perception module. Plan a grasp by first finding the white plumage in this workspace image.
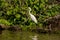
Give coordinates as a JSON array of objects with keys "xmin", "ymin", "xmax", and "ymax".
[
  {"xmin": 28, "ymin": 7, "xmax": 38, "ymax": 24},
  {"xmin": 29, "ymin": 13, "xmax": 37, "ymax": 24}
]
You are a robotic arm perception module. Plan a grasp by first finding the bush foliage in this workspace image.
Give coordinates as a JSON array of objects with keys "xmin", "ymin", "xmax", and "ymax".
[{"xmin": 0, "ymin": 0, "xmax": 60, "ymax": 29}]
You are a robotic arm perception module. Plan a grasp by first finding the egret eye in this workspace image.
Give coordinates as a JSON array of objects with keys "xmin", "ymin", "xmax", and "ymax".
[{"xmin": 28, "ymin": 7, "xmax": 31, "ymax": 11}]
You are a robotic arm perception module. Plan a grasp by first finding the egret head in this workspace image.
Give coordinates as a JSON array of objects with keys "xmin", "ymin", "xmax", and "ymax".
[{"xmin": 28, "ymin": 7, "xmax": 31, "ymax": 12}]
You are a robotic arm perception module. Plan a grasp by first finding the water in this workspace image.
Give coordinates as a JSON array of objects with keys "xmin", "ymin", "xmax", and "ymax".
[{"xmin": 0, "ymin": 30, "xmax": 60, "ymax": 40}]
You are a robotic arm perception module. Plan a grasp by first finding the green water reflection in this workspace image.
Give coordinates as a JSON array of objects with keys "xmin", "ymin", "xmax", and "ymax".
[{"xmin": 0, "ymin": 30, "xmax": 60, "ymax": 40}]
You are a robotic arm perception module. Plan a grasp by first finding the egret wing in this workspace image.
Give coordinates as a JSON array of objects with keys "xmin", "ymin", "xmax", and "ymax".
[{"xmin": 29, "ymin": 13, "xmax": 37, "ymax": 24}]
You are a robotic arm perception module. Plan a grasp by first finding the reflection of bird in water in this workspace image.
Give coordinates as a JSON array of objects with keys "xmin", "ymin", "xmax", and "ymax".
[
  {"xmin": 28, "ymin": 7, "xmax": 38, "ymax": 24},
  {"xmin": 32, "ymin": 35, "xmax": 38, "ymax": 40}
]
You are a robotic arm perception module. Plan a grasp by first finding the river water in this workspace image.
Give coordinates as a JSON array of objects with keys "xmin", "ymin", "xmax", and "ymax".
[{"xmin": 0, "ymin": 30, "xmax": 60, "ymax": 40}]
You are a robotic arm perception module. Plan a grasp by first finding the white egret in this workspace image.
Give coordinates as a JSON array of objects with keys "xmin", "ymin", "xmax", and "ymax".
[{"xmin": 28, "ymin": 7, "xmax": 38, "ymax": 24}]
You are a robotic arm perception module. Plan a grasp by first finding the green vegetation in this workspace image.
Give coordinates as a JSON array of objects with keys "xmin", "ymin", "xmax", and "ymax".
[{"xmin": 0, "ymin": 0, "xmax": 60, "ymax": 30}]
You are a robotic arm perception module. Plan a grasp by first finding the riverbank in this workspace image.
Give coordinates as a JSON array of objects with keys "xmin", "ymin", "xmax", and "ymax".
[{"xmin": 0, "ymin": 24, "xmax": 60, "ymax": 34}]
